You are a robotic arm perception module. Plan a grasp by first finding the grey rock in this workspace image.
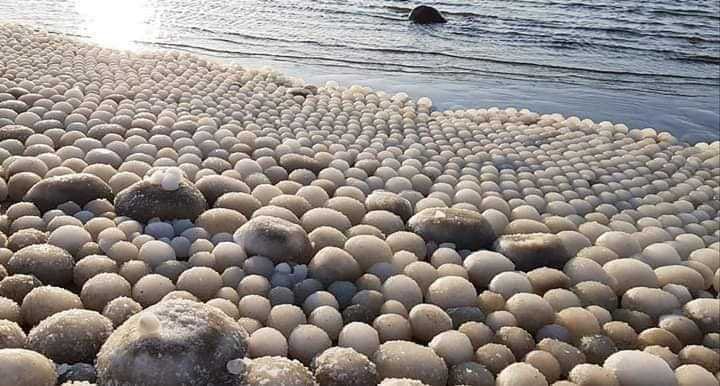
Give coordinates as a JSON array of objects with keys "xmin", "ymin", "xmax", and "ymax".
[{"xmin": 114, "ymin": 179, "xmax": 207, "ymax": 222}]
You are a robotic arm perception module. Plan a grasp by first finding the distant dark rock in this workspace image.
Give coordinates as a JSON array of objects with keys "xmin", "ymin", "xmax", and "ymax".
[{"xmin": 409, "ymin": 5, "xmax": 447, "ymax": 24}]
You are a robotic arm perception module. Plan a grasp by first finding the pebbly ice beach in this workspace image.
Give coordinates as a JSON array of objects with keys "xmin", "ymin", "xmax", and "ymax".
[{"xmin": 0, "ymin": 19, "xmax": 718, "ymax": 386}]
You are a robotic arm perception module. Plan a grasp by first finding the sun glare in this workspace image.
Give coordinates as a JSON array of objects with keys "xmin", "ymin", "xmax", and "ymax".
[{"xmin": 73, "ymin": 0, "xmax": 158, "ymax": 50}]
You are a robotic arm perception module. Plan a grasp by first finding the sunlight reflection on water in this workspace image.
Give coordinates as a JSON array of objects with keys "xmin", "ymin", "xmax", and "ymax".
[{"xmin": 74, "ymin": 0, "xmax": 159, "ymax": 49}]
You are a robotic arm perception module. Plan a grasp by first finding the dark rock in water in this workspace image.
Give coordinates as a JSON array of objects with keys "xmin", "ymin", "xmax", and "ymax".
[
  {"xmin": 114, "ymin": 179, "xmax": 207, "ymax": 222},
  {"xmin": 366, "ymin": 191, "xmax": 413, "ymax": 222},
  {"xmin": 493, "ymin": 233, "xmax": 571, "ymax": 271},
  {"xmin": 57, "ymin": 363, "xmax": 97, "ymax": 384},
  {"xmin": 28, "ymin": 309, "xmax": 113, "ymax": 364},
  {"xmin": 233, "ymin": 215, "xmax": 312, "ymax": 264},
  {"xmin": 96, "ymin": 299, "xmax": 249, "ymax": 386},
  {"xmin": 408, "ymin": 5, "xmax": 447, "ymax": 24},
  {"xmin": 243, "ymin": 356, "xmax": 316, "ymax": 386},
  {"xmin": 195, "ymin": 175, "xmax": 250, "ymax": 206},
  {"xmin": 7, "ymin": 244, "xmax": 74, "ymax": 286},
  {"xmin": 407, "ymin": 208, "xmax": 496, "ymax": 250},
  {"xmin": 23, "ymin": 173, "xmax": 113, "ymax": 213},
  {"xmin": 0, "ymin": 125, "xmax": 34, "ymax": 143}
]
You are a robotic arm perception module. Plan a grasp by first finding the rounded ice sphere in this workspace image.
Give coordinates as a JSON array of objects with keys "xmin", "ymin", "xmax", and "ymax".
[
  {"xmin": 683, "ymin": 298, "xmax": 720, "ymax": 334},
  {"xmin": 488, "ymin": 271, "xmax": 533, "ymax": 299},
  {"xmin": 81, "ymin": 272, "xmax": 131, "ymax": 312},
  {"xmin": 426, "ymin": 276, "xmax": 477, "ymax": 309},
  {"xmin": 248, "ymin": 327, "xmax": 288, "ymax": 358},
  {"xmin": 0, "ymin": 274, "xmax": 42, "ymax": 304},
  {"xmin": 655, "ymin": 265, "xmax": 705, "ymax": 292},
  {"xmin": 238, "ymin": 295, "xmax": 271, "ymax": 324},
  {"xmin": 381, "ymin": 274, "xmax": 422, "ymax": 311},
  {"xmin": 493, "ymin": 233, "xmax": 570, "ymax": 271},
  {"xmin": 675, "ymin": 364, "xmax": 719, "ymax": 386},
  {"xmin": 138, "ymin": 240, "xmax": 176, "ymax": 268},
  {"xmin": 505, "ymin": 293, "xmax": 554, "ymax": 333},
  {"xmin": 428, "ymin": 330, "xmax": 474, "ymax": 367},
  {"xmin": 641, "ymin": 243, "xmax": 682, "ymax": 268},
  {"xmin": 47, "ymin": 225, "xmax": 92, "ymax": 256},
  {"xmin": 621, "ymin": 287, "xmax": 680, "ymax": 320},
  {"xmin": 309, "ymin": 305, "xmax": 343, "ymax": 341},
  {"xmin": 312, "ymin": 346, "xmax": 379, "ymax": 386},
  {"xmin": 0, "ymin": 348, "xmax": 57, "ymax": 386},
  {"xmin": 176, "ymin": 267, "xmax": 222, "ymax": 301},
  {"xmin": 595, "ymin": 231, "xmax": 642, "ymax": 258},
  {"xmin": 160, "ymin": 168, "xmax": 182, "ymax": 191},
  {"xmin": 0, "ymin": 319, "xmax": 26, "ymax": 349},
  {"xmin": 195, "ymin": 208, "xmax": 247, "ymax": 235},
  {"xmin": 132, "ymin": 274, "xmax": 176, "ymax": 307},
  {"xmin": 568, "ymin": 364, "xmax": 619, "ymax": 386},
  {"xmin": 7, "ymin": 228, "xmax": 48, "ymax": 252},
  {"xmin": 407, "ymin": 208, "xmax": 496, "ymax": 250},
  {"xmin": 267, "ymin": 304, "xmax": 307, "ymax": 338},
  {"xmin": 463, "ymin": 250, "xmax": 515, "ymax": 288},
  {"xmin": 234, "ymin": 216, "xmax": 312, "ymax": 264},
  {"xmin": 373, "ymin": 340, "xmax": 448, "ymax": 386},
  {"xmin": 678, "ymin": 345, "xmax": 719, "ymax": 373},
  {"xmin": 8, "ymin": 244, "xmax": 74, "ymax": 286},
  {"xmin": 603, "ymin": 258, "xmax": 658, "ymax": 295},
  {"xmin": 344, "ymin": 235, "xmax": 393, "ymax": 272},
  {"xmin": 603, "ymin": 350, "xmax": 678, "ymax": 386},
  {"xmin": 496, "ymin": 362, "xmax": 548, "ymax": 386},
  {"xmin": 96, "ymin": 300, "xmax": 248, "ymax": 386},
  {"xmin": 309, "ymin": 246, "xmax": 362, "ymax": 286},
  {"xmin": 338, "ymin": 322, "xmax": 379, "ymax": 358},
  {"xmin": 102, "ymin": 296, "xmax": 142, "ymax": 328},
  {"xmin": 0, "ymin": 295, "xmax": 20, "ymax": 324},
  {"xmin": 27, "ymin": 309, "xmax": 113, "ymax": 364},
  {"xmin": 242, "ymin": 356, "xmax": 316, "ymax": 386},
  {"xmin": 21, "ymin": 285, "xmax": 83, "ymax": 326},
  {"xmin": 365, "ymin": 191, "xmax": 413, "ymax": 222},
  {"xmin": 408, "ymin": 303, "xmax": 452, "ymax": 343},
  {"xmin": 288, "ymin": 324, "xmax": 332, "ymax": 366}
]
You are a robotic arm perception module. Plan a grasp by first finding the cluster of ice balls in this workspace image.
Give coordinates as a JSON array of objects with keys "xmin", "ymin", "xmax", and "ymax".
[
  {"xmin": 0, "ymin": 23, "xmax": 718, "ymax": 386},
  {"xmin": 145, "ymin": 166, "xmax": 183, "ymax": 191}
]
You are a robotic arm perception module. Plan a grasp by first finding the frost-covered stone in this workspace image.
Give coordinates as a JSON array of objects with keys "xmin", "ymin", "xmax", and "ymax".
[
  {"xmin": 8, "ymin": 244, "xmax": 74, "ymax": 286},
  {"xmin": 28, "ymin": 309, "xmax": 113, "ymax": 364},
  {"xmin": 96, "ymin": 300, "xmax": 248, "ymax": 386},
  {"xmin": 313, "ymin": 347, "xmax": 379, "ymax": 386}
]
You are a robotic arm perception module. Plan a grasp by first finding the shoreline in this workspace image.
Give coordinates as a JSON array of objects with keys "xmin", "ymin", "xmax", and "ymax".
[{"xmin": 0, "ymin": 22, "xmax": 719, "ymax": 386}]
